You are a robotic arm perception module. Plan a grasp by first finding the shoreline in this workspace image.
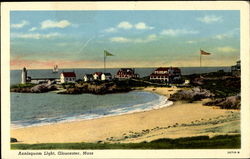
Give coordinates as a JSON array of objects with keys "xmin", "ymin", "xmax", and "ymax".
[
  {"xmin": 11, "ymin": 89, "xmax": 173, "ymax": 129},
  {"xmin": 11, "ymin": 87, "xmax": 240, "ymax": 144}
]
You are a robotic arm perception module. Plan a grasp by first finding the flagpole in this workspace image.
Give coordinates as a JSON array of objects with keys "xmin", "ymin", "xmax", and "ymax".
[
  {"xmin": 200, "ymin": 49, "xmax": 202, "ymax": 68},
  {"xmin": 104, "ymin": 53, "xmax": 106, "ymax": 73},
  {"xmin": 200, "ymin": 53, "xmax": 202, "ymax": 67}
]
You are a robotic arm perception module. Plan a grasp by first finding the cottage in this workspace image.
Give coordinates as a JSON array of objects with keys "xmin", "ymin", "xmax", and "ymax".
[
  {"xmin": 231, "ymin": 60, "xmax": 240, "ymax": 77},
  {"xmin": 93, "ymin": 72, "xmax": 102, "ymax": 80},
  {"xmin": 83, "ymin": 74, "xmax": 94, "ymax": 82},
  {"xmin": 101, "ymin": 73, "xmax": 112, "ymax": 81},
  {"xmin": 115, "ymin": 68, "xmax": 139, "ymax": 79},
  {"xmin": 60, "ymin": 72, "xmax": 76, "ymax": 83},
  {"xmin": 150, "ymin": 67, "xmax": 181, "ymax": 82}
]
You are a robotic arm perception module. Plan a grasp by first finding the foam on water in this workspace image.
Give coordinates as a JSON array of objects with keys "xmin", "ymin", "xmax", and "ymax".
[{"xmin": 11, "ymin": 91, "xmax": 173, "ymax": 129}]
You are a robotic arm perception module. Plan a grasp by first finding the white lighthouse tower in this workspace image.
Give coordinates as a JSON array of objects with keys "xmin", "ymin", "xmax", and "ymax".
[{"xmin": 21, "ymin": 67, "xmax": 27, "ymax": 84}]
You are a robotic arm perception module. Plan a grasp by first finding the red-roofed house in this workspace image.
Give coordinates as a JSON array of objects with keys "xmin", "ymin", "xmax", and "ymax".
[
  {"xmin": 150, "ymin": 67, "xmax": 181, "ymax": 82},
  {"xmin": 115, "ymin": 68, "xmax": 139, "ymax": 79},
  {"xmin": 60, "ymin": 72, "xmax": 76, "ymax": 83}
]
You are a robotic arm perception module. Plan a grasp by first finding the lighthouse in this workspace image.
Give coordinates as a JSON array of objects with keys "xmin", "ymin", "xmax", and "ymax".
[{"xmin": 21, "ymin": 67, "xmax": 27, "ymax": 84}]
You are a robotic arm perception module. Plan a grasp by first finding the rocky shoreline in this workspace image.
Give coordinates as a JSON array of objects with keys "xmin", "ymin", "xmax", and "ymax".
[{"xmin": 10, "ymin": 82, "xmax": 132, "ymax": 95}]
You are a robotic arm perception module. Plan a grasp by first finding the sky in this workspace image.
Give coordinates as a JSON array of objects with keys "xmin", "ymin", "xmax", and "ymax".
[{"xmin": 10, "ymin": 10, "xmax": 240, "ymax": 69}]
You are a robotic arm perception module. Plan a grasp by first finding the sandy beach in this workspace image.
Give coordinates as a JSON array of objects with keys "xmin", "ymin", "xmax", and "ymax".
[{"xmin": 11, "ymin": 87, "xmax": 240, "ymax": 144}]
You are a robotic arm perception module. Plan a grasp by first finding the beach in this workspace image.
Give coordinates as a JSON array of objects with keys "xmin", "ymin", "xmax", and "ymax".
[{"xmin": 11, "ymin": 87, "xmax": 240, "ymax": 144}]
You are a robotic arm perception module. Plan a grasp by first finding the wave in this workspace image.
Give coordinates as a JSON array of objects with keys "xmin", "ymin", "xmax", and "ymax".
[{"xmin": 11, "ymin": 92, "xmax": 173, "ymax": 129}]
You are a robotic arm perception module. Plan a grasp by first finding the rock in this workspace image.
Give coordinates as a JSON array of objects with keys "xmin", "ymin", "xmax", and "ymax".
[
  {"xmin": 169, "ymin": 87, "xmax": 214, "ymax": 102},
  {"xmin": 59, "ymin": 87, "xmax": 82, "ymax": 94},
  {"xmin": 59, "ymin": 82, "xmax": 131, "ymax": 95},
  {"xmin": 11, "ymin": 137, "xmax": 18, "ymax": 143},
  {"xmin": 30, "ymin": 84, "xmax": 57, "ymax": 93},
  {"xmin": 203, "ymin": 95, "xmax": 240, "ymax": 109}
]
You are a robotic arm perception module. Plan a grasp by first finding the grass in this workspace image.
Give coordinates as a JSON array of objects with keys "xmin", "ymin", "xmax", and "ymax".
[
  {"xmin": 10, "ymin": 83, "xmax": 37, "ymax": 89},
  {"xmin": 11, "ymin": 134, "xmax": 240, "ymax": 149}
]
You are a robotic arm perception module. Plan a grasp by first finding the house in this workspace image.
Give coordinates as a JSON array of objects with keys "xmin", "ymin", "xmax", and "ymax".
[
  {"xmin": 115, "ymin": 68, "xmax": 139, "ymax": 79},
  {"xmin": 83, "ymin": 74, "xmax": 94, "ymax": 82},
  {"xmin": 93, "ymin": 72, "xmax": 102, "ymax": 80},
  {"xmin": 150, "ymin": 67, "xmax": 181, "ymax": 82},
  {"xmin": 101, "ymin": 73, "xmax": 112, "ymax": 81},
  {"xmin": 60, "ymin": 72, "xmax": 76, "ymax": 83},
  {"xmin": 231, "ymin": 60, "xmax": 240, "ymax": 77}
]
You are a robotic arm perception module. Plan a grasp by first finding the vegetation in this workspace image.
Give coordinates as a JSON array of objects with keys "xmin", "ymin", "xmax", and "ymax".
[
  {"xmin": 184, "ymin": 71, "xmax": 240, "ymax": 98},
  {"xmin": 10, "ymin": 83, "xmax": 37, "ymax": 89},
  {"xmin": 59, "ymin": 79, "xmax": 172, "ymax": 95},
  {"xmin": 11, "ymin": 134, "xmax": 240, "ymax": 149}
]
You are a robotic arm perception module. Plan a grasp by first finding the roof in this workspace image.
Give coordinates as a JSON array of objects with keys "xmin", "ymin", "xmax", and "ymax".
[
  {"xmin": 93, "ymin": 72, "xmax": 102, "ymax": 76},
  {"xmin": 121, "ymin": 68, "xmax": 134, "ymax": 71},
  {"xmin": 61, "ymin": 72, "xmax": 76, "ymax": 77},
  {"xmin": 155, "ymin": 67, "xmax": 181, "ymax": 72},
  {"xmin": 155, "ymin": 67, "xmax": 169, "ymax": 71},
  {"xmin": 117, "ymin": 68, "xmax": 135, "ymax": 74}
]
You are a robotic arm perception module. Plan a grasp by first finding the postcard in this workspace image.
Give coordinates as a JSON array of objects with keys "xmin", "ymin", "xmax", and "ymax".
[{"xmin": 1, "ymin": 1, "xmax": 250, "ymax": 159}]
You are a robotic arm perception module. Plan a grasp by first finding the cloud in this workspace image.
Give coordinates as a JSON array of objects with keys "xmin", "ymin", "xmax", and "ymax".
[
  {"xmin": 29, "ymin": 27, "xmax": 37, "ymax": 32},
  {"xmin": 197, "ymin": 15, "xmax": 223, "ymax": 24},
  {"xmin": 10, "ymin": 57, "xmax": 105, "ymax": 70},
  {"xmin": 104, "ymin": 27, "xmax": 117, "ymax": 33},
  {"xmin": 213, "ymin": 28, "xmax": 240, "ymax": 40},
  {"xmin": 104, "ymin": 21, "xmax": 154, "ymax": 32},
  {"xmin": 11, "ymin": 20, "xmax": 29, "ymax": 29},
  {"xmin": 161, "ymin": 29, "xmax": 199, "ymax": 36},
  {"xmin": 41, "ymin": 20, "xmax": 71, "ymax": 29},
  {"xmin": 214, "ymin": 34, "xmax": 230, "ymax": 40},
  {"xmin": 110, "ymin": 34, "xmax": 157, "ymax": 43},
  {"xmin": 186, "ymin": 40, "xmax": 197, "ymax": 44},
  {"xmin": 135, "ymin": 22, "xmax": 154, "ymax": 30},
  {"xmin": 216, "ymin": 46, "xmax": 238, "ymax": 53},
  {"xmin": 110, "ymin": 37, "xmax": 130, "ymax": 43},
  {"xmin": 11, "ymin": 32, "xmax": 62, "ymax": 39},
  {"xmin": 117, "ymin": 21, "xmax": 133, "ymax": 30}
]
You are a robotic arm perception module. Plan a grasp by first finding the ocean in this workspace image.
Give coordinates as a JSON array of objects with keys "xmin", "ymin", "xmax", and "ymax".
[
  {"xmin": 10, "ymin": 67, "xmax": 231, "ymax": 128},
  {"xmin": 11, "ymin": 91, "xmax": 171, "ymax": 128}
]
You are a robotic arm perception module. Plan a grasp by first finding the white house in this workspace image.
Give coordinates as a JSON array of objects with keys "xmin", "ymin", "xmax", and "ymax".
[
  {"xmin": 83, "ymin": 74, "xmax": 94, "ymax": 82},
  {"xmin": 150, "ymin": 67, "xmax": 181, "ymax": 82},
  {"xmin": 93, "ymin": 72, "xmax": 102, "ymax": 80},
  {"xmin": 60, "ymin": 72, "xmax": 76, "ymax": 83},
  {"xmin": 101, "ymin": 73, "xmax": 112, "ymax": 81}
]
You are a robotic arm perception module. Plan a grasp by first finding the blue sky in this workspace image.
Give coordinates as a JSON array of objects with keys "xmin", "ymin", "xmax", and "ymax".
[{"xmin": 10, "ymin": 10, "xmax": 240, "ymax": 69}]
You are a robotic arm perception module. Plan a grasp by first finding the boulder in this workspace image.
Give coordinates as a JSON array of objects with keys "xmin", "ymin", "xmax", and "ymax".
[
  {"xmin": 204, "ymin": 95, "xmax": 241, "ymax": 109},
  {"xmin": 169, "ymin": 87, "xmax": 214, "ymax": 102},
  {"xmin": 30, "ymin": 84, "xmax": 57, "ymax": 93}
]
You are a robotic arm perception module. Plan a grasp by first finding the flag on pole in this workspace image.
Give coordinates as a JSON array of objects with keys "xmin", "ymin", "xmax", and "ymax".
[
  {"xmin": 200, "ymin": 49, "xmax": 211, "ymax": 55},
  {"xmin": 104, "ymin": 50, "xmax": 114, "ymax": 56}
]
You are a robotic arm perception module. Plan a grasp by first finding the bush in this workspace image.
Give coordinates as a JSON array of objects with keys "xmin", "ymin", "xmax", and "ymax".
[{"xmin": 10, "ymin": 83, "xmax": 37, "ymax": 89}]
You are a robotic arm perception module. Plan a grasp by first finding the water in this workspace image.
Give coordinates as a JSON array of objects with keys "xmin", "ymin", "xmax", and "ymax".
[
  {"xmin": 10, "ymin": 66, "xmax": 230, "ymax": 128},
  {"xmin": 11, "ymin": 91, "xmax": 171, "ymax": 128},
  {"xmin": 10, "ymin": 67, "xmax": 231, "ymax": 85}
]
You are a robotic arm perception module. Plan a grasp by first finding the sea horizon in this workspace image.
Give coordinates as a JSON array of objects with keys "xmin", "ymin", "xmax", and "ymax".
[{"xmin": 10, "ymin": 65, "xmax": 233, "ymax": 71}]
